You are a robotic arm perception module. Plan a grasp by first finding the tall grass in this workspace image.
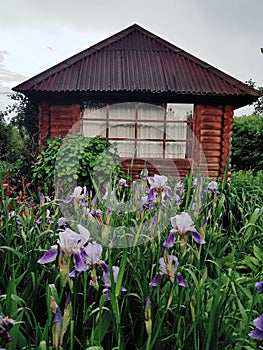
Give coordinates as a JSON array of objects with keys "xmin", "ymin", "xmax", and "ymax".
[{"xmin": 0, "ymin": 170, "xmax": 262, "ymax": 349}]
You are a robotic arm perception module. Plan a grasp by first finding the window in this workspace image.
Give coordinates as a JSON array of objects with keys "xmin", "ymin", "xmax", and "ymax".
[{"xmin": 81, "ymin": 102, "xmax": 193, "ymax": 159}]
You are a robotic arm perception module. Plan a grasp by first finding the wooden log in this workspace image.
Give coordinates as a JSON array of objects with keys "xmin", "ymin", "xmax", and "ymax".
[
  {"xmin": 200, "ymin": 129, "xmax": 221, "ymax": 137},
  {"xmin": 201, "ymin": 136, "xmax": 221, "ymax": 144}
]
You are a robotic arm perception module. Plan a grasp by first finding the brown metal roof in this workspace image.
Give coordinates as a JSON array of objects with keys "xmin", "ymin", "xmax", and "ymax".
[{"xmin": 13, "ymin": 24, "xmax": 260, "ymax": 108}]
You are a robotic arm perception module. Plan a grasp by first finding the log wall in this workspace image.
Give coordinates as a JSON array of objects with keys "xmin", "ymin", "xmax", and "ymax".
[
  {"xmin": 193, "ymin": 105, "xmax": 233, "ymax": 178},
  {"xmin": 38, "ymin": 102, "xmax": 81, "ymax": 147}
]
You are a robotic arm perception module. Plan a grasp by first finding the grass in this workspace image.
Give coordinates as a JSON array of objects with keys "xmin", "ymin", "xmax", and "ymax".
[{"xmin": 0, "ymin": 170, "xmax": 262, "ymax": 349}]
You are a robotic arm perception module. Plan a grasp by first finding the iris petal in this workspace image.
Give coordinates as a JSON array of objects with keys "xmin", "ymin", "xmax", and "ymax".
[
  {"xmin": 73, "ymin": 250, "xmax": 88, "ymax": 272},
  {"xmin": 191, "ymin": 230, "xmax": 205, "ymax": 244},
  {"xmin": 149, "ymin": 274, "xmax": 159, "ymax": 287},
  {"xmin": 38, "ymin": 246, "xmax": 58, "ymax": 264},
  {"xmin": 163, "ymin": 230, "xmax": 176, "ymax": 248},
  {"xmin": 253, "ymin": 314, "xmax": 263, "ymax": 332},
  {"xmin": 248, "ymin": 327, "xmax": 263, "ymax": 339},
  {"xmin": 176, "ymin": 274, "xmax": 189, "ymax": 288},
  {"xmin": 255, "ymin": 281, "xmax": 263, "ymax": 292}
]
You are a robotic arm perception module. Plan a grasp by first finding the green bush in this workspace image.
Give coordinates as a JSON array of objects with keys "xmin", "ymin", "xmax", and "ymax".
[
  {"xmin": 32, "ymin": 134, "xmax": 122, "ymax": 195},
  {"xmin": 0, "ymin": 114, "xmax": 33, "ymax": 183},
  {"xmin": 232, "ymin": 114, "xmax": 263, "ymax": 172}
]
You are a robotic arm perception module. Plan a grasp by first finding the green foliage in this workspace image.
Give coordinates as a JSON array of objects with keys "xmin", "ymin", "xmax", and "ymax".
[
  {"xmin": 232, "ymin": 114, "xmax": 263, "ymax": 172},
  {"xmin": 7, "ymin": 92, "xmax": 38, "ymax": 150},
  {"xmin": 0, "ymin": 171, "xmax": 262, "ymax": 349},
  {"xmin": 245, "ymin": 79, "xmax": 263, "ymax": 115},
  {"xmin": 32, "ymin": 135, "xmax": 122, "ymax": 194},
  {"xmin": 0, "ymin": 113, "xmax": 33, "ymax": 181}
]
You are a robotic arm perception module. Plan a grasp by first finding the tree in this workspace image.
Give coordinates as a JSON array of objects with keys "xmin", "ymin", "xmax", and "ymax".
[
  {"xmin": 232, "ymin": 114, "xmax": 263, "ymax": 172},
  {"xmin": 245, "ymin": 79, "xmax": 263, "ymax": 115},
  {"xmin": 6, "ymin": 93, "xmax": 38, "ymax": 152}
]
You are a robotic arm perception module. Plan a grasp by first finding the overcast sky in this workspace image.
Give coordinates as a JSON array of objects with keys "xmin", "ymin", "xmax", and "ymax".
[{"xmin": 0, "ymin": 0, "xmax": 262, "ymax": 116}]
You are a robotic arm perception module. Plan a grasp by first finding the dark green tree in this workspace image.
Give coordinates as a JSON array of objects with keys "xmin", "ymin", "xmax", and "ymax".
[
  {"xmin": 6, "ymin": 92, "xmax": 38, "ymax": 152},
  {"xmin": 245, "ymin": 79, "xmax": 263, "ymax": 115},
  {"xmin": 232, "ymin": 114, "xmax": 263, "ymax": 172}
]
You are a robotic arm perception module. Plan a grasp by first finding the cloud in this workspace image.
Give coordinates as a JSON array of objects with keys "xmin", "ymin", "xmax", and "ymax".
[{"xmin": 0, "ymin": 50, "xmax": 27, "ymax": 88}]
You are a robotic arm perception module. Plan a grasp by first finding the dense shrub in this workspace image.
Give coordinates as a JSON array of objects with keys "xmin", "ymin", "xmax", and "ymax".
[
  {"xmin": 32, "ymin": 134, "xmax": 123, "ymax": 195},
  {"xmin": 0, "ymin": 114, "xmax": 33, "ymax": 182},
  {"xmin": 232, "ymin": 114, "xmax": 263, "ymax": 172}
]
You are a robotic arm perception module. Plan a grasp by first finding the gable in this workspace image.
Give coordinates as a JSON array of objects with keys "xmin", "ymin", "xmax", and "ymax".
[{"xmin": 13, "ymin": 24, "xmax": 260, "ymax": 108}]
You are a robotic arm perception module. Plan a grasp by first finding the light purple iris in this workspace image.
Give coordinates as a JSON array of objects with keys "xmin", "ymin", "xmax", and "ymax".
[
  {"xmin": 81, "ymin": 241, "xmax": 102, "ymax": 266},
  {"xmin": 66, "ymin": 186, "xmax": 87, "ymax": 203},
  {"xmin": 159, "ymin": 255, "xmax": 178, "ymax": 275},
  {"xmin": 147, "ymin": 174, "xmax": 168, "ymax": 190},
  {"xmin": 118, "ymin": 178, "xmax": 128, "ymax": 187},
  {"xmin": 46, "ymin": 209, "xmax": 54, "ymax": 224},
  {"xmin": 149, "ymin": 255, "xmax": 188, "ymax": 288},
  {"xmin": 207, "ymin": 181, "xmax": 220, "ymax": 194},
  {"xmin": 255, "ymin": 282, "xmax": 263, "ymax": 292},
  {"xmin": 249, "ymin": 314, "xmax": 263, "ymax": 339},
  {"xmin": 171, "ymin": 212, "xmax": 195, "ymax": 233},
  {"xmin": 57, "ymin": 217, "xmax": 66, "ymax": 228},
  {"xmin": 38, "ymin": 224, "xmax": 90, "ymax": 273},
  {"xmin": 102, "ymin": 265, "xmax": 127, "ymax": 300},
  {"xmin": 36, "ymin": 217, "xmax": 42, "ymax": 224},
  {"xmin": 170, "ymin": 212, "xmax": 205, "ymax": 244}
]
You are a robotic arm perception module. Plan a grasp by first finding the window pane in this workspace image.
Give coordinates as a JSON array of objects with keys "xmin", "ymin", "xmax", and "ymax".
[
  {"xmin": 109, "ymin": 122, "xmax": 134, "ymax": 138},
  {"xmin": 166, "ymin": 122, "xmax": 187, "ymax": 140},
  {"xmin": 166, "ymin": 103, "xmax": 193, "ymax": 121},
  {"xmin": 137, "ymin": 141, "xmax": 163, "ymax": 158},
  {"xmin": 109, "ymin": 102, "xmax": 136, "ymax": 120},
  {"xmin": 138, "ymin": 122, "xmax": 164, "ymax": 139},
  {"xmin": 83, "ymin": 101, "xmax": 106, "ymax": 119},
  {"xmin": 165, "ymin": 142, "xmax": 186, "ymax": 158},
  {"xmin": 115, "ymin": 141, "xmax": 135, "ymax": 157},
  {"xmin": 138, "ymin": 103, "xmax": 164, "ymax": 120},
  {"xmin": 83, "ymin": 121, "xmax": 106, "ymax": 137}
]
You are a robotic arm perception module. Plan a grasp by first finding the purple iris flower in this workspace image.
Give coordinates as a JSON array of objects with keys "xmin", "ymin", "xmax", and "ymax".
[
  {"xmin": 255, "ymin": 282, "xmax": 263, "ymax": 292},
  {"xmin": 170, "ymin": 212, "xmax": 205, "ymax": 245},
  {"xmin": 81, "ymin": 241, "xmax": 102, "ymax": 266},
  {"xmin": 149, "ymin": 255, "xmax": 188, "ymax": 288},
  {"xmin": 36, "ymin": 217, "xmax": 42, "ymax": 224},
  {"xmin": 159, "ymin": 255, "xmax": 178, "ymax": 275},
  {"xmin": 249, "ymin": 314, "xmax": 263, "ymax": 339},
  {"xmin": 147, "ymin": 174, "xmax": 168, "ymax": 190},
  {"xmin": 207, "ymin": 181, "xmax": 220, "ymax": 194},
  {"xmin": 102, "ymin": 265, "xmax": 127, "ymax": 300},
  {"xmin": 38, "ymin": 224, "xmax": 90, "ymax": 273},
  {"xmin": 57, "ymin": 217, "xmax": 66, "ymax": 228},
  {"xmin": 118, "ymin": 178, "xmax": 128, "ymax": 187},
  {"xmin": 46, "ymin": 209, "xmax": 54, "ymax": 224},
  {"xmin": 66, "ymin": 186, "xmax": 87, "ymax": 203}
]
